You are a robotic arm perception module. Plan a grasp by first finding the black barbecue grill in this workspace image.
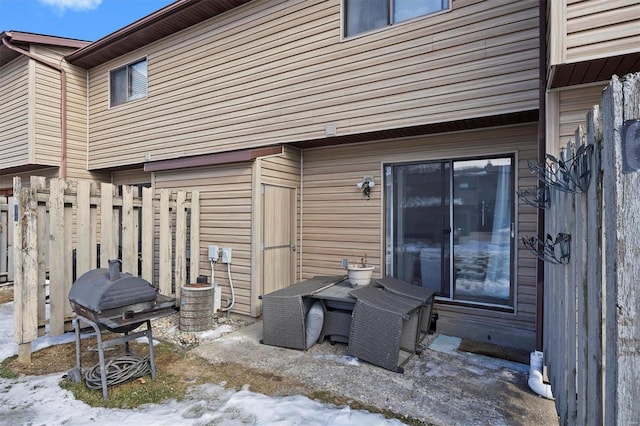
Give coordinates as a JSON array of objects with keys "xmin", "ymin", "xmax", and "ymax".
[{"xmin": 68, "ymin": 260, "xmax": 177, "ymax": 399}]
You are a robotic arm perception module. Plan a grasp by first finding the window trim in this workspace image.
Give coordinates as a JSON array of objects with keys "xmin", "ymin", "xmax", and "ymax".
[
  {"xmin": 341, "ymin": 0, "xmax": 452, "ymax": 41},
  {"xmin": 108, "ymin": 56, "xmax": 148, "ymax": 108}
]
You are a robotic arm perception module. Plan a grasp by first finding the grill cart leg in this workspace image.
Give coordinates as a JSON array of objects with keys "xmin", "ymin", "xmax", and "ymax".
[
  {"xmin": 90, "ymin": 320, "xmax": 110, "ymax": 400},
  {"xmin": 145, "ymin": 320, "xmax": 157, "ymax": 380},
  {"xmin": 73, "ymin": 318, "xmax": 81, "ymax": 372},
  {"xmin": 66, "ymin": 318, "xmax": 84, "ymax": 384}
]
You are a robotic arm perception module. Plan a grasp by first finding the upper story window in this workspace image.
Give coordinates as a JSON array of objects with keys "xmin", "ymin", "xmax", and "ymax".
[
  {"xmin": 110, "ymin": 58, "xmax": 147, "ymax": 107},
  {"xmin": 344, "ymin": 0, "xmax": 450, "ymax": 37}
]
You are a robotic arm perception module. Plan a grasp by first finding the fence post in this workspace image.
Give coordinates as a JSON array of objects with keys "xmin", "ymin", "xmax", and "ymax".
[
  {"xmin": 602, "ymin": 74, "xmax": 640, "ymax": 424},
  {"xmin": 12, "ymin": 177, "xmax": 39, "ymax": 362}
]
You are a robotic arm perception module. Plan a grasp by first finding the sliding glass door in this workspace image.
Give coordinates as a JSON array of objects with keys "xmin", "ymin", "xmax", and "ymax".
[{"xmin": 385, "ymin": 156, "xmax": 514, "ymax": 307}]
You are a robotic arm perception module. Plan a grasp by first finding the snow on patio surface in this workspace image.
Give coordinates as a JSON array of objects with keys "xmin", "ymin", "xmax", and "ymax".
[{"xmin": 0, "ymin": 301, "xmax": 401, "ymax": 425}]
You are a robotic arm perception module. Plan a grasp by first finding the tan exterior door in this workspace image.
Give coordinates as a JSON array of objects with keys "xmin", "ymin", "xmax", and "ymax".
[{"xmin": 262, "ymin": 184, "xmax": 296, "ymax": 295}]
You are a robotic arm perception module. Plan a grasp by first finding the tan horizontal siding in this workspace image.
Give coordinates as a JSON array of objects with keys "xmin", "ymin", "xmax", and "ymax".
[
  {"xmin": 301, "ymin": 123, "xmax": 538, "ymax": 333},
  {"xmin": 154, "ymin": 163, "xmax": 254, "ymax": 316},
  {"xmin": 0, "ymin": 168, "xmax": 59, "ymax": 190},
  {"xmin": 31, "ymin": 45, "xmax": 103, "ymax": 182},
  {"xmin": 87, "ymin": 0, "xmax": 539, "ymax": 169},
  {"xmin": 112, "ymin": 168, "xmax": 152, "ymax": 185},
  {"xmin": 33, "ymin": 48, "xmax": 62, "ymax": 168},
  {"xmin": 0, "ymin": 56, "xmax": 30, "ymax": 169},
  {"xmin": 566, "ymin": 0, "xmax": 640, "ymax": 62},
  {"xmin": 557, "ymin": 84, "xmax": 605, "ymax": 151}
]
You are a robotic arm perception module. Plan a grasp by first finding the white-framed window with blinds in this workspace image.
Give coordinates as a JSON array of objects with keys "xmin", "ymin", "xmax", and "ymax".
[
  {"xmin": 109, "ymin": 58, "xmax": 148, "ymax": 107},
  {"xmin": 343, "ymin": 0, "xmax": 450, "ymax": 38}
]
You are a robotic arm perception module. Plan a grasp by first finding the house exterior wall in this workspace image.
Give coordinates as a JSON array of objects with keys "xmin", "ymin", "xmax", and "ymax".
[
  {"xmin": 85, "ymin": 0, "xmax": 539, "ymax": 170},
  {"xmin": 549, "ymin": 0, "xmax": 640, "ymax": 65},
  {"xmin": 32, "ymin": 46, "xmax": 63, "ymax": 168},
  {"xmin": 0, "ymin": 55, "xmax": 30, "ymax": 170},
  {"xmin": 154, "ymin": 163, "xmax": 254, "ymax": 316},
  {"xmin": 558, "ymin": 84, "xmax": 604, "ymax": 143},
  {"xmin": 565, "ymin": 0, "xmax": 640, "ymax": 63},
  {"xmin": 0, "ymin": 45, "xmax": 108, "ymax": 188},
  {"xmin": 301, "ymin": 123, "xmax": 539, "ymax": 350},
  {"xmin": 31, "ymin": 45, "xmax": 108, "ymax": 182},
  {"xmin": 112, "ymin": 168, "xmax": 152, "ymax": 185}
]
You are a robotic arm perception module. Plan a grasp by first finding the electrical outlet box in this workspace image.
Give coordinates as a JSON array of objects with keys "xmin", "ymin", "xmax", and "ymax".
[
  {"xmin": 221, "ymin": 248, "xmax": 232, "ymax": 264},
  {"xmin": 341, "ymin": 258, "xmax": 349, "ymax": 268},
  {"xmin": 208, "ymin": 245, "xmax": 219, "ymax": 261}
]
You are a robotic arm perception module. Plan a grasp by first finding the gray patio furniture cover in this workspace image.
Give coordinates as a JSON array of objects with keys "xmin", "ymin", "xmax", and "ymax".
[
  {"xmin": 374, "ymin": 276, "xmax": 436, "ymax": 334},
  {"xmin": 347, "ymin": 285, "xmax": 423, "ymax": 373},
  {"xmin": 261, "ymin": 275, "xmax": 345, "ymax": 350}
]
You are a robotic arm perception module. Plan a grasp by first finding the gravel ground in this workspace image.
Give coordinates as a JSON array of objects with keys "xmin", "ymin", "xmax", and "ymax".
[{"xmin": 151, "ymin": 311, "xmax": 253, "ymax": 350}]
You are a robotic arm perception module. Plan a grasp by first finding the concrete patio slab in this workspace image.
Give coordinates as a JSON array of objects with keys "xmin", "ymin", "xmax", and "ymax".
[{"xmin": 191, "ymin": 320, "xmax": 558, "ymax": 425}]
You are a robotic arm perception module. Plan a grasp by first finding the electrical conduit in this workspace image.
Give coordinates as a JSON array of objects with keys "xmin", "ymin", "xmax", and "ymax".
[
  {"xmin": 528, "ymin": 351, "xmax": 554, "ymax": 400},
  {"xmin": 221, "ymin": 262, "xmax": 234, "ymax": 312}
]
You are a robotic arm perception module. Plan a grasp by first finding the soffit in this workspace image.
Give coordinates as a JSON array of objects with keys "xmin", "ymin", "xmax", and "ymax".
[{"xmin": 549, "ymin": 53, "xmax": 640, "ymax": 89}]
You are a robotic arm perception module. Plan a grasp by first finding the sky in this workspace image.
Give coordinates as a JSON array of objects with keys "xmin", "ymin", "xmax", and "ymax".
[
  {"xmin": 0, "ymin": 300, "xmax": 402, "ymax": 425},
  {"xmin": 0, "ymin": 0, "xmax": 175, "ymax": 42}
]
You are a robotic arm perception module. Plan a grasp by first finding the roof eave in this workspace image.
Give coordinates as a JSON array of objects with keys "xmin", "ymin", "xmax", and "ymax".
[{"xmin": 65, "ymin": 0, "xmax": 252, "ymax": 69}]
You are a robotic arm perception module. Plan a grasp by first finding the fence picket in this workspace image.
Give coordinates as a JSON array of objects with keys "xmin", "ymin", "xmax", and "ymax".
[
  {"xmin": 141, "ymin": 187, "xmax": 153, "ymax": 283},
  {"xmin": 76, "ymin": 181, "xmax": 92, "ymax": 279},
  {"xmin": 30, "ymin": 176, "xmax": 47, "ymax": 336},
  {"xmin": 159, "ymin": 189, "xmax": 172, "ymax": 296},
  {"xmin": 190, "ymin": 191, "xmax": 200, "ymax": 283},
  {"xmin": 121, "ymin": 185, "xmax": 136, "ymax": 275},
  {"xmin": 0, "ymin": 196, "xmax": 7, "ymax": 282},
  {"xmin": 100, "ymin": 183, "xmax": 115, "ymax": 266},
  {"xmin": 585, "ymin": 106, "xmax": 603, "ymax": 424},
  {"xmin": 574, "ymin": 127, "xmax": 588, "ymax": 426},
  {"xmin": 48, "ymin": 179, "xmax": 66, "ymax": 337},
  {"xmin": 9, "ymin": 177, "xmax": 198, "ymax": 359},
  {"xmin": 174, "ymin": 191, "xmax": 187, "ymax": 297}
]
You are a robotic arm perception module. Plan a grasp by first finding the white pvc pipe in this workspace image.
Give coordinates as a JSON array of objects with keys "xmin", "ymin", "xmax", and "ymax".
[
  {"xmin": 221, "ymin": 262, "xmax": 235, "ymax": 312},
  {"xmin": 528, "ymin": 351, "xmax": 554, "ymax": 400}
]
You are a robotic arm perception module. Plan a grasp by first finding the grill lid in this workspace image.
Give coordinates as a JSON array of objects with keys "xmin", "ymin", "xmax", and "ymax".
[{"xmin": 69, "ymin": 262, "xmax": 157, "ymax": 312}]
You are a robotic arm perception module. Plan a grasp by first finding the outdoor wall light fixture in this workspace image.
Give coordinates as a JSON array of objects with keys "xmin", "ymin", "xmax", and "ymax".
[{"xmin": 357, "ymin": 176, "xmax": 375, "ymax": 200}]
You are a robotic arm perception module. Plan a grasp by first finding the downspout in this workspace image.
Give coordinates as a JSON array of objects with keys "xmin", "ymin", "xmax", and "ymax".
[
  {"xmin": 536, "ymin": 0, "xmax": 548, "ymax": 353},
  {"xmin": 2, "ymin": 35, "xmax": 68, "ymax": 179}
]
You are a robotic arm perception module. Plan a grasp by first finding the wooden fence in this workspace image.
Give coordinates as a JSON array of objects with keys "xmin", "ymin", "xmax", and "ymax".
[
  {"xmin": 12, "ymin": 177, "xmax": 200, "ymax": 362},
  {"xmin": 542, "ymin": 74, "xmax": 640, "ymax": 425},
  {"xmin": 0, "ymin": 196, "xmax": 14, "ymax": 284}
]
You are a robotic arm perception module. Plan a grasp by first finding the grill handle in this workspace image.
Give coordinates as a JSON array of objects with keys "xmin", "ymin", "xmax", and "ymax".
[{"xmin": 108, "ymin": 259, "xmax": 122, "ymax": 282}]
